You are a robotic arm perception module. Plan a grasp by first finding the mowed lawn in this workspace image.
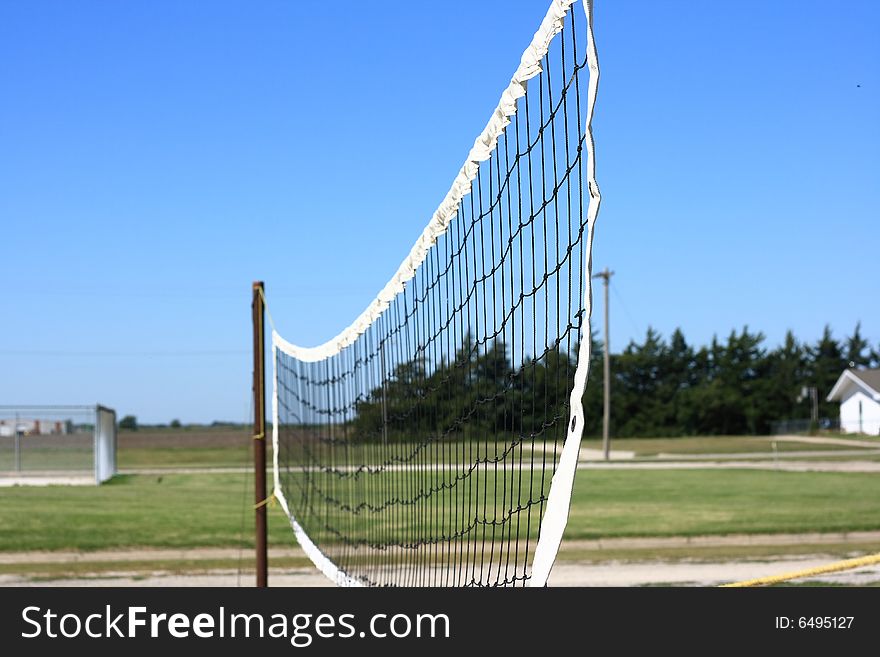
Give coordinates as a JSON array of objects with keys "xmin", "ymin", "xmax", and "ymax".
[
  {"xmin": 0, "ymin": 473, "xmax": 281, "ymax": 552},
  {"xmin": 2, "ymin": 469, "xmax": 880, "ymax": 553},
  {"xmin": 565, "ymin": 469, "xmax": 880, "ymax": 538}
]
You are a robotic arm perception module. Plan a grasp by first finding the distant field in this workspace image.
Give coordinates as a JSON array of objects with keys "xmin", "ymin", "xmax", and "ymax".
[
  {"xmin": 119, "ymin": 427, "xmax": 250, "ymax": 449},
  {"xmin": 2, "ymin": 469, "xmax": 880, "ymax": 554},
  {"xmin": 112, "ymin": 429, "xmax": 879, "ymax": 470},
  {"xmin": 580, "ymin": 436, "xmax": 876, "ymax": 456},
  {"xmin": 118, "ymin": 427, "xmax": 251, "ymax": 469}
]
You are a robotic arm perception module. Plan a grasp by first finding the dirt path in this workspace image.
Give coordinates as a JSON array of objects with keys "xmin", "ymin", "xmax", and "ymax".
[
  {"xmin": 577, "ymin": 460, "xmax": 880, "ymax": 472},
  {"xmin": 547, "ymin": 556, "xmax": 880, "ymax": 587},
  {"xmin": 559, "ymin": 530, "xmax": 880, "ymax": 551},
  {"xmin": 3, "ymin": 531, "xmax": 879, "ymax": 586},
  {"xmin": 650, "ymin": 449, "xmax": 880, "ymax": 460},
  {"xmin": 772, "ymin": 435, "xmax": 880, "ymax": 448},
  {"xmin": 0, "ymin": 546, "xmax": 298, "ymax": 565},
  {"xmin": 114, "ymin": 456, "xmax": 880, "ymax": 478},
  {"xmin": 3, "ymin": 530, "xmax": 879, "ymax": 566}
]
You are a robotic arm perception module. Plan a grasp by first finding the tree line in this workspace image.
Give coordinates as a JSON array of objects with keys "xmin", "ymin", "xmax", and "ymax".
[
  {"xmin": 582, "ymin": 323, "xmax": 876, "ymax": 437},
  {"xmin": 353, "ymin": 324, "xmax": 876, "ymax": 440}
]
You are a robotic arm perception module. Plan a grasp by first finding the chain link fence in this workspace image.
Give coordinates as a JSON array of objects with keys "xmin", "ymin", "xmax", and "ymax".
[{"xmin": 0, "ymin": 405, "xmax": 117, "ymax": 484}]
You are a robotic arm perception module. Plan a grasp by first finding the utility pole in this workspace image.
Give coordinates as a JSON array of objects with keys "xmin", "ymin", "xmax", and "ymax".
[
  {"xmin": 252, "ymin": 281, "xmax": 268, "ymax": 587},
  {"xmin": 592, "ymin": 268, "xmax": 613, "ymax": 461},
  {"xmin": 810, "ymin": 387, "xmax": 819, "ymax": 427},
  {"xmin": 798, "ymin": 386, "xmax": 819, "ymax": 430}
]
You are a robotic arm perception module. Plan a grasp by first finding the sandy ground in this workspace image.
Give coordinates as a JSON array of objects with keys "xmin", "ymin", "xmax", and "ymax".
[
  {"xmin": 4, "ymin": 531, "xmax": 879, "ymax": 566},
  {"xmin": 547, "ymin": 557, "xmax": 880, "ymax": 587},
  {"xmin": 772, "ymin": 435, "xmax": 880, "ymax": 448},
  {"xmin": 3, "ymin": 555, "xmax": 879, "ymax": 587},
  {"xmin": 3, "ymin": 532, "xmax": 879, "ymax": 587},
  {"xmin": 0, "ymin": 475, "xmax": 95, "ymax": 487}
]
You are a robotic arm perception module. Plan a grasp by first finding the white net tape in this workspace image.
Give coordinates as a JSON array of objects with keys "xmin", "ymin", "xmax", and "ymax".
[{"xmin": 272, "ymin": 0, "xmax": 600, "ymax": 587}]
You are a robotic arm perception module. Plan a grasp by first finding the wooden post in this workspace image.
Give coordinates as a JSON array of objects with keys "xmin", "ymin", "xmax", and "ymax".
[{"xmin": 252, "ymin": 281, "xmax": 268, "ymax": 587}]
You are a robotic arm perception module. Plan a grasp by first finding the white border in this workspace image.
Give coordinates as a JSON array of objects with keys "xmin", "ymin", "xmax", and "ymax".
[
  {"xmin": 529, "ymin": 0, "xmax": 601, "ymax": 588},
  {"xmin": 274, "ymin": 0, "xmax": 579, "ymax": 363},
  {"xmin": 272, "ymin": 340, "xmax": 364, "ymax": 586},
  {"xmin": 272, "ymin": 0, "xmax": 600, "ymax": 587}
]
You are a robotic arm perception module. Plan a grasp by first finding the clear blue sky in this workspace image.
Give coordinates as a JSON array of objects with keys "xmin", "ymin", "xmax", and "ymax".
[{"xmin": 1, "ymin": 1, "xmax": 877, "ymax": 424}]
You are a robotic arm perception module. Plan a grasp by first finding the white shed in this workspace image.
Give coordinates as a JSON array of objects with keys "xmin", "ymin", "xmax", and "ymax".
[{"xmin": 826, "ymin": 368, "xmax": 880, "ymax": 436}]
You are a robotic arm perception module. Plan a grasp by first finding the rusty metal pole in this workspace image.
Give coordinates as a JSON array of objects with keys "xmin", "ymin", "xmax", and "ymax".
[{"xmin": 252, "ymin": 281, "xmax": 268, "ymax": 587}]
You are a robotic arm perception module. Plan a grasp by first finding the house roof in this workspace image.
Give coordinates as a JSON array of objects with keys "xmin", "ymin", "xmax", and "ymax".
[
  {"xmin": 827, "ymin": 368, "xmax": 880, "ymax": 402},
  {"xmin": 850, "ymin": 368, "xmax": 880, "ymax": 392}
]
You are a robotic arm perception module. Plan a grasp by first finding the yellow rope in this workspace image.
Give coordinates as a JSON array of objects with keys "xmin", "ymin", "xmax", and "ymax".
[
  {"xmin": 254, "ymin": 492, "xmax": 276, "ymax": 511},
  {"xmin": 256, "ymin": 285, "xmax": 277, "ymax": 335},
  {"xmin": 720, "ymin": 552, "xmax": 880, "ymax": 587},
  {"xmin": 250, "ymin": 285, "xmax": 275, "ymax": 514}
]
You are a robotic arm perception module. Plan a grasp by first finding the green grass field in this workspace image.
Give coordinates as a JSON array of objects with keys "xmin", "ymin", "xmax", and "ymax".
[
  {"xmin": 2, "ymin": 469, "xmax": 880, "ymax": 553},
  {"xmin": 3, "ymin": 429, "xmax": 880, "ymax": 583},
  {"xmin": 0, "ymin": 473, "xmax": 263, "ymax": 552},
  {"xmin": 566, "ymin": 469, "xmax": 880, "ymax": 538},
  {"xmin": 3, "ymin": 429, "xmax": 879, "ymax": 555}
]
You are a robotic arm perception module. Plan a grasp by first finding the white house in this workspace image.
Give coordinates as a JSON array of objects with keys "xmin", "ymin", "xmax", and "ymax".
[{"xmin": 826, "ymin": 368, "xmax": 880, "ymax": 436}]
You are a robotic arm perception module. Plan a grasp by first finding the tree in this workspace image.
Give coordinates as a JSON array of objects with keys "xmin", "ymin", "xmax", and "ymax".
[
  {"xmin": 806, "ymin": 325, "xmax": 846, "ymax": 420},
  {"xmin": 665, "ymin": 328, "xmax": 698, "ymax": 434},
  {"xmin": 845, "ymin": 322, "xmax": 871, "ymax": 368},
  {"xmin": 119, "ymin": 415, "xmax": 138, "ymax": 431},
  {"xmin": 349, "ymin": 323, "xmax": 871, "ymax": 439},
  {"xmin": 762, "ymin": 330, "xmax": 808, "ymax": 428},
  {"xmin": 170, "ymin": 419, "xmax": 182, "ymax": 428},
  {"xmin": 613, "ymin": 327, "xmax": 668, "ymax": 436},
  {"xmin": 678, "ymin": 327, "xmax": 767, "ymax": 435}
]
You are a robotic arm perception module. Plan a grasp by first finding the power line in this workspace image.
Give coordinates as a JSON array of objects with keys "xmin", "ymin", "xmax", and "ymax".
[
  {"xmin": 610, "ymin": 278, "xmax": 644, "ymax": 339},
  {"xmin": 0, "ymin": 349, "xmax": 248, "ymax": 357}
]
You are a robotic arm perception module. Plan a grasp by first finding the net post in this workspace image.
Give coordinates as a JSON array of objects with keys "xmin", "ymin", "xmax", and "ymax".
[
  {"xmin": 252, "ymin": 280, "xmax": 268, "ymax": 587},
  {"xmin": 93, "ymin": 405, "xmax": 99, "ymax": 485}
]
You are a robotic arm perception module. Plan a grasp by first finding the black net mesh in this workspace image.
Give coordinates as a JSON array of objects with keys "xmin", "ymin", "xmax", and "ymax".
[{"xmin": 276, "ymin": 5, "xmax": 593, "ymax": 586}]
